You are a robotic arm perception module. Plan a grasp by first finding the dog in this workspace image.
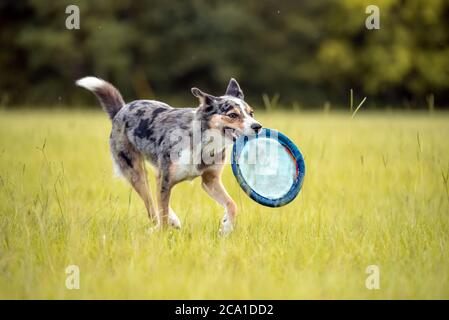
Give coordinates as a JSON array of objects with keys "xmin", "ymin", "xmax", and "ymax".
[{"xmin": 76, "ymin": 77, "xmax": 262, "ymax": 235}]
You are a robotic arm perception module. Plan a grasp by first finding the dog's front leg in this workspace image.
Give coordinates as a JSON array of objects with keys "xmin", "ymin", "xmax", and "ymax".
[{"xmin": 201, "ymin": 170, "xmax": 237, "ymax": 235}]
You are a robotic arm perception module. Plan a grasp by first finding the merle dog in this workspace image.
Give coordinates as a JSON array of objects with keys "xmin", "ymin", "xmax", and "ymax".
[{"xmin": 76, "ymin": 77, "xmax": 262, "ymax": 235}]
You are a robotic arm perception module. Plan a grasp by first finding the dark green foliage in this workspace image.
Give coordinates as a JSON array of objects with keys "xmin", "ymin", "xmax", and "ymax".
[{"xmin": 0, "ymin": 0, "xmax": 448, "ymax": 108}]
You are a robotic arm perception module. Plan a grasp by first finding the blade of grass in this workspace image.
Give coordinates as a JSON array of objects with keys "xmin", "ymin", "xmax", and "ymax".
[{"xmin": 351, "ymin": 97, "xmax": 367, "ymax": 119}]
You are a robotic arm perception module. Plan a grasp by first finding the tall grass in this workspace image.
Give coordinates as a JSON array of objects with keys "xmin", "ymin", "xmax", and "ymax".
[{"xmin": 0, "ymin": 109, "xmax": 448, "ymax": 299}]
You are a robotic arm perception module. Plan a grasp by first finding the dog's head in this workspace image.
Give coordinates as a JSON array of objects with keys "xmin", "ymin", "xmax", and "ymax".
[{"xmin": 192, "ymin": 78, "xmax": 262, "ymax": 141}]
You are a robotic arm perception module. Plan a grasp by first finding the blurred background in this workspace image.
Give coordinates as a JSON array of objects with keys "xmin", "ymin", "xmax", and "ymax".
[{"xmin": 0, "ymin": 0, "xmax": 448, "ymax": 109}]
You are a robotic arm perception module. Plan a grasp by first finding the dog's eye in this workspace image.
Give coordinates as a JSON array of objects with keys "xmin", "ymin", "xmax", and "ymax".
[
  {"xmin": 249, "ymin": 111, "xmax": 254, "ymax": 117},
  {"xmin": 228, "ymin": 113, "xmax": 238, "ymax": 119}
]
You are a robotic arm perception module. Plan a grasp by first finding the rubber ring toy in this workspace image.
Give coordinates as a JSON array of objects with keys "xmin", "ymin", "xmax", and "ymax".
[{"xmin": 231, "ymin": 128, "xmax": 305, "ymax": 207}]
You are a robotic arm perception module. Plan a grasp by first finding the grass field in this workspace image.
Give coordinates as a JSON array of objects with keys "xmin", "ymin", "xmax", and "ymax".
[{"xmin": 0, "ymin": 109, "xmax": 448, "ymax": 299}]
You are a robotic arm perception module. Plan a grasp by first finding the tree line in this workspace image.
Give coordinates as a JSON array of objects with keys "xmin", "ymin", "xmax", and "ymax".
[{"xmin": 0, "ymin": 0, "xmax": 448, "ymax": 109}]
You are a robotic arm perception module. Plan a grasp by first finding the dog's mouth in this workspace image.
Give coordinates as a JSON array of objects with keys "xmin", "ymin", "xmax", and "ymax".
[{"xmin": 223, "ymin": 126, "xmax": 242, "ymax": 141}]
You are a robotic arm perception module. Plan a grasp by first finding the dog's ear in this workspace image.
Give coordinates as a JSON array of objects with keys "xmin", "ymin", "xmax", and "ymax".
[
  {"xmin": 225, "ymin": 78, "xmax": 244, "ymax": 99},
  {"xmin": 191, "ymin": 87, "xmax": 216, "ymax": 106}
]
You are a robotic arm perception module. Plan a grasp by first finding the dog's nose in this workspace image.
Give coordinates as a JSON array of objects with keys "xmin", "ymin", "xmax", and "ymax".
[{"xmin": 251, "ymin": 123, "xmax": 262, "ymax": 133}]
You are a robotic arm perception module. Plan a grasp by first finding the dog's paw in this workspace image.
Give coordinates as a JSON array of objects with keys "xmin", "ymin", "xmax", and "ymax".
[
  {"xmin": 168, "ymin": 210, "xmax": 182, "ymax": 229},
  {"xmin": 219, "ymin": 215, "xmax": 234, "ymax": 236}
]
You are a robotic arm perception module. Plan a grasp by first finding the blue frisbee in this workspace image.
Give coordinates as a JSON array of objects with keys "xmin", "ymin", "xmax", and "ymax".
[{"xmin": 231, "ymin": 128, "xmax": 305, "ymax": 207}]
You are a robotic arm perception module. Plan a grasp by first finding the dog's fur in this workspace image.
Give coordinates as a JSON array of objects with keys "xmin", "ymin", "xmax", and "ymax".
[{"xmin": 76, "ymin": 77, "xmax": 261, "ymax": 235}]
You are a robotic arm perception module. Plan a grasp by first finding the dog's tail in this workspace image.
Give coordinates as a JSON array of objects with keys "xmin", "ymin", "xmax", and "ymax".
[{"xmin": 76, "ymin": 76, "xmax": 125, "ymax": 120}]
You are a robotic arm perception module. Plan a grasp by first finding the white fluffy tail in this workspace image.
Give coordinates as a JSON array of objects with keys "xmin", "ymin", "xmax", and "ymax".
[{"xmin": 76, "ymin": 76, "xmax": 125, "ymax": 119}]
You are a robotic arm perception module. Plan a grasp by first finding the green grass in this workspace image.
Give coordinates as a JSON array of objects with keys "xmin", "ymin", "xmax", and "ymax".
[{"xmin": 0, "ymin": 109, "xmax": 448, "ymax": 299}]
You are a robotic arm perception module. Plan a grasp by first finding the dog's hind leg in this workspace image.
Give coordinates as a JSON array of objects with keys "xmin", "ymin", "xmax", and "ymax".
[
  {"xmin": 155, "ymin": 170, "xmax": 181, "ymax": 229},
  {"xmin": 156, "ymin": 173, "xmax": 181, "ymax": 229},
  {"xmin": 110, "ymin": 136, "xmax": 157, "ymax": 223}
]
